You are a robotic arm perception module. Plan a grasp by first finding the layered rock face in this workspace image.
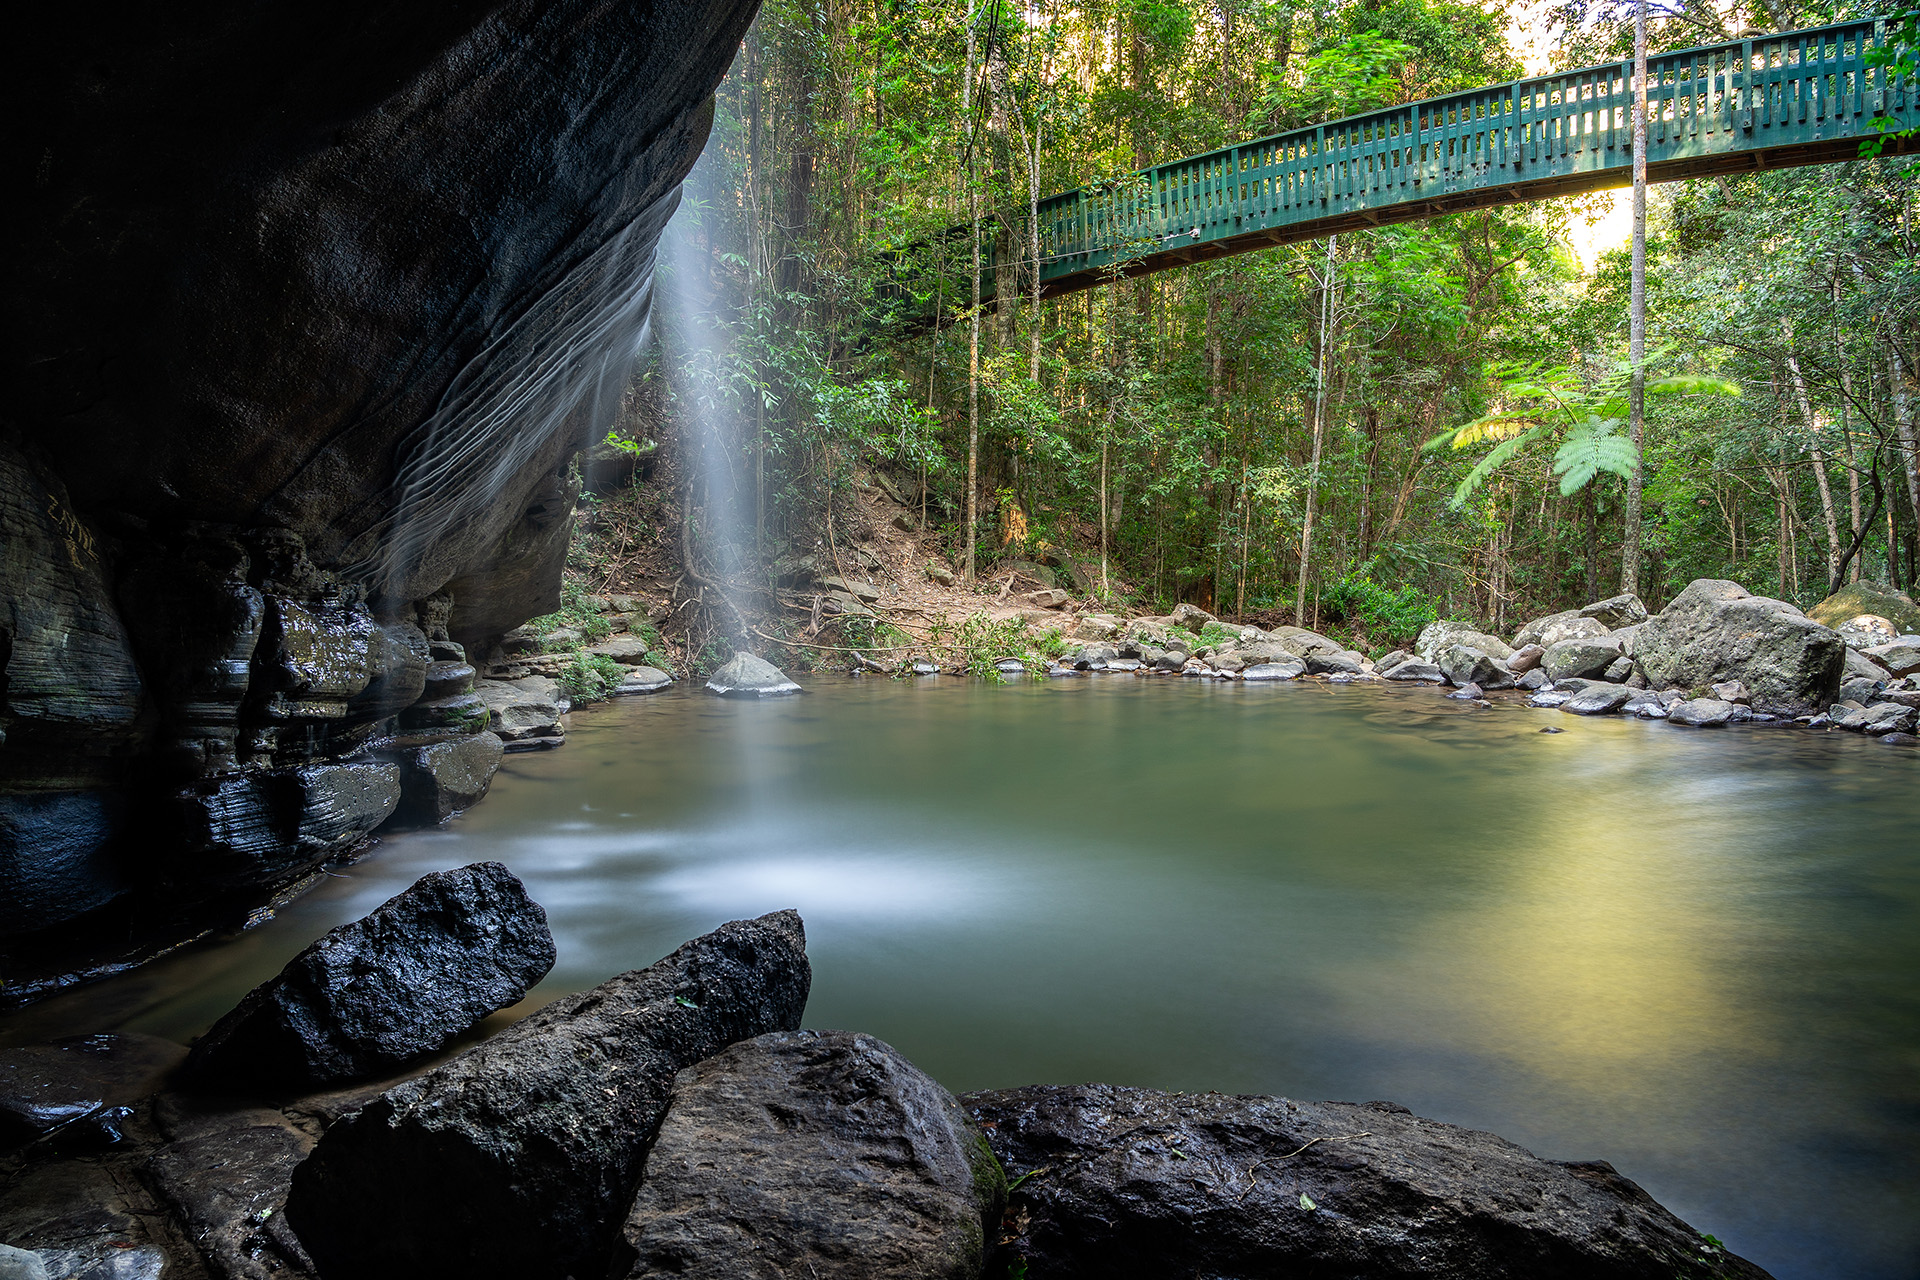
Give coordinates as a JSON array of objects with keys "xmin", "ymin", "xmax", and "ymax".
[{"xmin": 3, "ymin": 0, "xmax": 757, "ymax": 968}]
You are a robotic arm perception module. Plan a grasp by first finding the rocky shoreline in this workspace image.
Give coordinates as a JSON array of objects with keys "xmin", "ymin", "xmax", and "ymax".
[{"xmin": 1, "ymin": 867, "xmax": 1774, "ymax": 1280}]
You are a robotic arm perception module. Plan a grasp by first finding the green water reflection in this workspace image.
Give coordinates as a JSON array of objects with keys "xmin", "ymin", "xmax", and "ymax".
[{"xmin": 9, "ymin": 677, "xmax": 1917, "ymax": 1280}]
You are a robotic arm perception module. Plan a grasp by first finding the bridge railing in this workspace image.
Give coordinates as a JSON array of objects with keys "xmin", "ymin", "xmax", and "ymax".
[{"xmin": 1029, "ymin": 16, "xmax": 1912, "ymax": 284}]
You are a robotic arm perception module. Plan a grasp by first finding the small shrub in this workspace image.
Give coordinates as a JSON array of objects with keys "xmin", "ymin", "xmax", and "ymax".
[
  {"xmin": 1317, "ymin": 570, "xmax": 1439, "ymax": 647},
  {"xmin": 556, "ymin": 652, "xmax": 626, "ymax": 703}
]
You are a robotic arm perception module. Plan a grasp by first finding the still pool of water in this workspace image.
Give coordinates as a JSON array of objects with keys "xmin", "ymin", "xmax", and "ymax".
[{"xmin": 7, "ymin": 677, "xmax": 1918, "ymax": 1279}]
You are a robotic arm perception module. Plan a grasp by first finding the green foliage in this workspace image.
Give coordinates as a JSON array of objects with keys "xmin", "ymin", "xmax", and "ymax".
[
  {"xmin": 526, "ymin": 580, "xmax": 615, "ymax": 650},
  {"xmin": 928, "ymin": 613, "xmax": 1040, "ymax": 681},
  {"xmin": 1317, "ymin": 570, "xmax": 1440, "ymax": 644},
  {"xmin": 555, "ymin": 652, "xmax": 626, "ymax": 703}
]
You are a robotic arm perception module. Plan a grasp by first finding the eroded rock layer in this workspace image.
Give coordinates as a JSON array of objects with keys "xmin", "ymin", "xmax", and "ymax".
[{"xmin": 3, "ymin": 0, "xmax": 758, "ymax": 974}]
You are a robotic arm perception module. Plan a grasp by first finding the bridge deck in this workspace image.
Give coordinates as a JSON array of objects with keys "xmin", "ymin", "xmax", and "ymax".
[{"xmin": 1003, "ymin": 17, "xmax": 1916, "ymax": 300}]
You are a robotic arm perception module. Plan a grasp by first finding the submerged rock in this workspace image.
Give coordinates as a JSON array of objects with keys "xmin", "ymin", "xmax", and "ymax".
[
  {"xmin": 706, "ymin": 652, "xmax": 802, "ymax": 697},
  {"xmin": 185, "ymin": 862, "xmax": 554, "ymax": 1091},
  {"xmin": 286, "ymin": 910, "xmax": 811, "ymax": 1280},
  {"xmin": 963, "ymin": 1083, "xmax": 1770, "ymax": 1280},
  {"xmin": 618, "ymin": 1030, "xmax": 1004, "ymax": 1280}
]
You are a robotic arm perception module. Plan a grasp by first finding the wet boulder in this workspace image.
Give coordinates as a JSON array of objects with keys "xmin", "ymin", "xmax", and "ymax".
[
  {"xmin": 1542, "ymin": 635, "xmax": 1626, "ymax": 682},
  {"xmin": 1372, "ymin": 649, "xmax": 1412, "ymax": 674},
  {"xmin": 174, "ymin": 762, "xmax": 401, "ymax": 892},
  {"xmin": 1241, "ymin": 661, "xmax": 1305, "ymax": 681},
  {"xmin": 1383, "ymin": 660, "xmax": 1446, "ymax": 683},
  {"xmin": 390, "ymin": 732, "xmax": 505, "ymax": 826},
  {"xmin": 963, "ymin": 1083, "xmax": 1770, "ymax": 1280},
  {"xmin": 185, "ymin": 862, "xmax": 553, "ymax": 1092},
  {"xmin": 1307, "ymin": 648, "xmax": 1369, "ymax": 676},
  {"xmin": 617, "ymin": 1030, "xmax": 1004, "ymax": 1280},
  {"xmin": 1635, "ymin": 580, "xmax": 1845, "ymax": 716},
  {"xmin": 706, "ymin": 652, "xmax": 802, "ymax": 697},
  {"xmin": 285, "ymin": 910, "xmax": 811, "ymax": 1280}
]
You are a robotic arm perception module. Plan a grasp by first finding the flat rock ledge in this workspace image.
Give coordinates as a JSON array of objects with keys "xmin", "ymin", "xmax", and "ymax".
[{"xmin": 963, "ymin": 1083, "xmax": 1771, "ymax": 1280}]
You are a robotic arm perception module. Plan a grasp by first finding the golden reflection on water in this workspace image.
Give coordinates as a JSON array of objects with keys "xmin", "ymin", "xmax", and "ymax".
[{"xmin": 1402, "ymin": 728, "xmax": 1766, "ymax": 1099}]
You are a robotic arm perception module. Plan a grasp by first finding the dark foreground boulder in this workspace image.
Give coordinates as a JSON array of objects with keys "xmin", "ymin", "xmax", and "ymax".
[
  {"xmin": 185, "ymin": 862, "xmax": 555, "ymax": 1091},
  {"xmin": 962, "ymin": 1084, "xmax": 1770, "ymax": 1280},
  {"xmin": 618, "ymin": 1030, "xmax": 1004, "ymax": 1280},
  {"xmin": 285, "ymin": 910, "xmax": 811, "ymax": 1280}
]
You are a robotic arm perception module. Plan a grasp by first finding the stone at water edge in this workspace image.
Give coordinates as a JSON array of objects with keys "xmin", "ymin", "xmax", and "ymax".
[
  {"xmin": 1372, "ymin": 648, "xmax": 1412, "ymax": 674},
  {"xmin": 1439, "ymin": 644, "xmax": 1512, "ymax": 690},
  {"xmin": 284, "ymin": 910, "xmax": 812, "ymax": 1280},
  {"xmin": 474, "ymin": 676, "xmax": 568, "ymax": 750},
  {"xmin": 965, "ymin": 1084, "xmax": 1771, "ymax": 1280},
  {"xmin": 1383, "ymin": 660, "xmax": 1445, "ymax": 683},
  {"xmin": 706, "ymin": 652, "xmax": 802, "ymax": 697},
  {"xmin": 617, "ymin": 1031, "xmax": 1004, "ymax": 1280},
  {"xmin": 391, "ymin": 731, "xmax": 505, "ymax": 826},
  {"xmin": 1828, "ymin": 702, "xmax": 1919, "ymax": 735},
  {"xmin": 1561, "ymin": 682, "xmax": 1636, "ymax": 715},
  {"xmin": 1668, "ymin": 698, "xmax": 1741, "ymax": 727},
  {"xmin": 614, "ymin": 667, "xmax": 674, "ymax": 695},
  {"xmin": 1541, "ymin": 634, "xmax": 1626, "ymax": 681},
  {"xmin": 1864, "ymin": 640, "xmax": 1920, "ymax": 677},
  {"xmin": 185, "ymin": 862, "xmax": 554, "ymax": 1092},
  {"xmin": 1635, "ymin": 579, "xmax": 1844, "ymax": 716}
]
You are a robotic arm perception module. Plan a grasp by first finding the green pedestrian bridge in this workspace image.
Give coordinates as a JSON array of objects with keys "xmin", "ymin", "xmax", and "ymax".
[{"xmin": 980, "ymin": 16, "xmax": 1916, "ymax": 302}]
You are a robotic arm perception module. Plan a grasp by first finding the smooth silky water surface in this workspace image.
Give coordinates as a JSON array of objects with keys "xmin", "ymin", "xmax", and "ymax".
[{"xmin": 7, "ymin": 677, "xmax": 1917, "ymax": 1279}]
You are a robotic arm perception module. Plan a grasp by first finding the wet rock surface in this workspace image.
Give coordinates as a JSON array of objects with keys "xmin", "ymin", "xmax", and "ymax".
[
  {"xmin": 285, "ymin": 910, "xmax": 811, "ymax": 1280},
  {"xmin": 185, "ymin": 863, "xmax": 554, "ymax": 1092},
  {"xmin": 963, "ymin": 1083, "xmax": 1771, "ymax": 1280},
  {"xmin": 473, "ymin": 676, "xmax": 569, "ymax": 749},
  {"xmin": 0, "ymin": 1036, "xmax": 186, "ymax": 1151},
  {"xmin": 391, "ymin": 732, "xmax": 505, "ymax": 826},
  {"xmin": 618, "ymin": 1030, "xmax": 1004, "ymax": 1280}
]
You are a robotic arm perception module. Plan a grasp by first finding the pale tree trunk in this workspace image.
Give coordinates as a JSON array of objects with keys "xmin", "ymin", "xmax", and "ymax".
[
  {"xmin": 1892, "ymin": 344, "xmax": 1920, "ymax": 558},
  {"xmin": 988, "ymin": 41, "xmax": 1016, "ymax": 354},
  {"xmin": 1783, "ymin": 335, "xmax": 1842, "ymax": 592},
  {"xmin": 1296, "ymin": 236, "xmax": 1335, "ymax": 625},
  {"xmin": 1621, "ymin": 0, "xmax": 1648, "ymax": 597},
  {"xmin": 963, "ymin": 0, "xmax": 980, "ymax": 584},
  {"xmin": 1834, "ymin": 277, "xmax": 1863, "ymax": 581}
]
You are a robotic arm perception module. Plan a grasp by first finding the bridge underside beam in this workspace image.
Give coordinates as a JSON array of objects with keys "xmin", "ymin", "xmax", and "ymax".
[{"xmin": 1034, "ymin": 133, "xmax": 1918, "ymax": 301}]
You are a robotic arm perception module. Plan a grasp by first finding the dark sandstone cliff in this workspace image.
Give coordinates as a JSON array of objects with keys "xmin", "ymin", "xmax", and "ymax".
[{"xmin": 1, "ymin": 0, "xmax": 756, "ymax": 981}]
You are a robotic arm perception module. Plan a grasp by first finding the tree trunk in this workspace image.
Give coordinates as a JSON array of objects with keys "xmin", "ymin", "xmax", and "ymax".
[
  {"xmin": 963, "ymin": 0, "xmax": 981, "ymax": 584},
  {"xmin": 1783, "ymin": 339, "xmax": 1842, "ymax": 592},
  {"xmin": 1295, "ymin": 237, "xmax": 1335, "ymax": 625},
  {"xmin": 1621, "ymin": 0, "xmax": 1648, "ymax": 597}
]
